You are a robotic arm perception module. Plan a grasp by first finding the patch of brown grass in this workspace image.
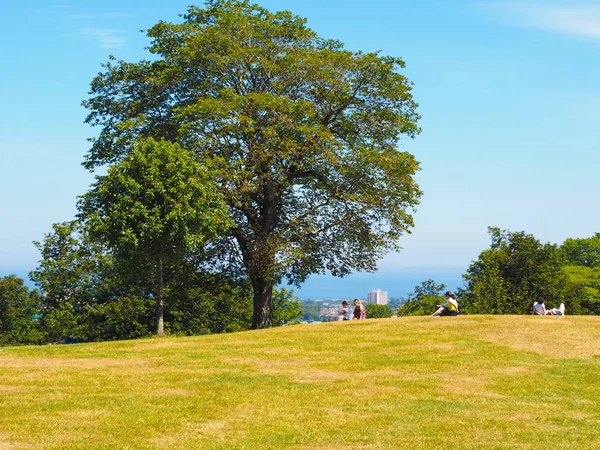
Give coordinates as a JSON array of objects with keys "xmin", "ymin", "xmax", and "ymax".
[
  {"xmin": 472, "ymin": 316, "xmax": 600, "ymax": 359},
  {"xmin": 0, "ymin": 357, "xmax": 151, "ymax": 369}
]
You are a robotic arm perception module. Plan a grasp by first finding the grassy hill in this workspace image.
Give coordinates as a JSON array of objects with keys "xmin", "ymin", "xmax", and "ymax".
[{"xmin": 1, "ymin": 315, "xmax": 599, "ymax": 449}]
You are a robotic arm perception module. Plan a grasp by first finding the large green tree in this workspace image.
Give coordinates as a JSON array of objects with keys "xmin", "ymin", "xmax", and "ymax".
[
  {"xmin": 78, "ymin": 138, "xmax": 231, "ymax": 336},
  {"xmin": 83, "ymin": 0, "xmax": 422, "ymax": 328}
]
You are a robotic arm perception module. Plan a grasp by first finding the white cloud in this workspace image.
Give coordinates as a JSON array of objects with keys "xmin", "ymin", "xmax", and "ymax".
[
  {"xmin": 482, "ymin": 1, "xmax": 600, "ymax": 41},
  {"xmin": 58, "ymin": 8, "xmax": 130, "ymax": 49},
  {"xmin": 77, "ymin": 28, "xmax": 126, "ymax": 49},
  {"xmin": 65, "ymin": 13, "xmax": 131, "ymax": 20}
]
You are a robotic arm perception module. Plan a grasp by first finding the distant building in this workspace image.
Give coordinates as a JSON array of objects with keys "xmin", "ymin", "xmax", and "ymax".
[{"xmin": 366, "ymin": 289, "xmax": 388, "ymax": 305}]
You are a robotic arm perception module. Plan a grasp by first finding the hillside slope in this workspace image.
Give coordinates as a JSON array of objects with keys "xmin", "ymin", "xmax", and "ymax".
[{"xmin": 1, "ymin": 315, "xmax": 599, "ymax": 449}]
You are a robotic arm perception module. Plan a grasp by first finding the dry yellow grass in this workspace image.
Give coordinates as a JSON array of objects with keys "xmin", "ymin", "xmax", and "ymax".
[{"xmin": 0, "ymin": 315, "xmax": 599, "ymax": 449}]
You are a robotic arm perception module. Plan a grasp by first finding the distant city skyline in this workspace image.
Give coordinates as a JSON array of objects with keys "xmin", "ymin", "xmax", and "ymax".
[{"xmin": 288, "ymin": 269, "xmax": 462, "ymax": 301}]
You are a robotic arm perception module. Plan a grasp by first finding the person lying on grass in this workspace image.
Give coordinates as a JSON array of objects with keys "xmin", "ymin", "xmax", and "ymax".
[
  {"xmin": 546, "ymin": 303, "xmax": 566, "ymax": 316},
  {"xmin": 431, "ymin": 291, "xmax": 459, "ymax": 317}
]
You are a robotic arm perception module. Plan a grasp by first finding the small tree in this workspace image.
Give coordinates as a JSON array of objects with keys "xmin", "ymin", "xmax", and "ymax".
[
  {"xmin": 397, "ymin": 279, "xmax": 446, "ymax": 316},
  {"xmin": 0, "ymin": 276, "xmax": 43, "ymax": 345},
  {"xmin": 30, "ymin": 221, "xmax": 109, "ymax": 313},
  {"xmin": 365, "ymin": 303, "xmax": 393, "ymax": 319},
  {"xmin": 78, "ymin": 138, "xmax": 231, "ymax": 336},
  {"xmin": 31, "ymin": 220, "xmax": 157, "ymax": 342},
  {"xmin": 561, "ymin": 265, "xmax": 600, "ymax": 315}
]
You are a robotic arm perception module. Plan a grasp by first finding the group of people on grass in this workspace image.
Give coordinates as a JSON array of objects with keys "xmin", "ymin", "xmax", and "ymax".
[
  {"xmin": 532, "ymin": 297, "xmax": 566, "ymax": 316},
  {"xmin": 431, "ymin": 292, "xmax": 567, "ymax": 317},
  {"xmin": 338, "ymin": 299, "xmax": 366, "ymax": 321},
  {"xmin": 338, "ymin": 291, "xmax": 566, "ymax": 320}
]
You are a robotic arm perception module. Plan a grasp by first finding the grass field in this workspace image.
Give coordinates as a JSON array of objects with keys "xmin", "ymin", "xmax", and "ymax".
[{"xmin": 1, "ymin": 315, "xmax": 599, "ymax": 449}]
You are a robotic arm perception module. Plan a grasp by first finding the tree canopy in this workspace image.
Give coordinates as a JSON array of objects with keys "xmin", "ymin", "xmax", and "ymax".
[
  {"xmin": 83, "ymin": 0, "xmax": 422, "ymax": 328},
  {"xmin": 561, "ymin": 233, "xmax": 600, "ymax": 268}
]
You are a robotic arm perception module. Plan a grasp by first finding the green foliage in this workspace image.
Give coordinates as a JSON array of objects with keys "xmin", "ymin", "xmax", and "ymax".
[
  {"xmin": 462, "ymin": 227, "xmax": 567, "ymax": 314},
  {"xmin": 460, "ymin": 265, "xmax": 509, "ymax": 314},
  {"xmin": 0, "ymin": 276, "xmax": 43, "ymax": 345},
  {"xmin": 271, "ymin": 288, "xmax": 303, "ymax": 326},
  {"xmin": 165, "ymin": 277, "xmax": 300, "ymax": 334},
  {"xmin": 78, "ymin": 138, "xmax": 231, "ymax": 335},
  {"xmin": 26, "ymin": 215, "xmax": 304, "ymax": 342},
  {"xmin": 85, "ymin": 296, "xmax": 155, "ymax": 341},
  {"xmin": 79, "ymin": 138, "xmax": 231, "ymax": 264},
  {"xmin": 29, "ymin": 220, "xmax": 152, "ymax": 342},
  {"xmin": 300, "ymin": 301, "xmax": 327, "ymax": 322},
  {"xmin": 39, "ymin": 303, "xmax": 87, "ymax": 343},
  {"xmin": 82, "ymin": 0, "xmax": 422, "ymax": 328},
  {"xmin": 30, "ymin": 221, "xmax": 111, "ymax": 312},
  {"xmin": 387, "ymin": 297, "xmax": 403, "ymax": 309},
  {"xmin": 164, "ymin": 271, "xmax": 253, "ymax": 335},
  {"xmin": 561, "ymin": 233, "xmax": 600, "ymax": 268},
  {"xmin": 561, "ymin": 265, "xmax": 600, "ymax": 315},
  {"xmin": 397, "ymin": 279, "xmax": 446, "ymax": 316},
  {"xmin": 29, "ymin": 219, "xmax": 251, "ymax": 342},
  {"xmin": 365, "ymin": 303, "xmax": 393, "ymax": 319}
]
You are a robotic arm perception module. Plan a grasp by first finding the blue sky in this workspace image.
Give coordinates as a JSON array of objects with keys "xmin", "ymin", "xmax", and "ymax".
[{"xmin": 1, "ymin": 1, "xmax": 599, "ymax": 298}]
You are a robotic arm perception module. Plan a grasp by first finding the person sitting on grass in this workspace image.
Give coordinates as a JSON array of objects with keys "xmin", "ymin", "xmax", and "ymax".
[
  {"xmin": 338, "ymin": 300, "xmax": 350, "ymax": 321},
  {"xmin": 431, "ymin": 291, "xmax": 459, "ymax": 317},
  {"xmin": 532, "ymin": 298, "xmax": 566, "ymax": 316},
  {"xmin": 352, "ymin": 299, "xmax": 365, "ymax": 320},
  {"xmin": 532, "ymin": 297, "xmax": 547, "ymax": 315}
]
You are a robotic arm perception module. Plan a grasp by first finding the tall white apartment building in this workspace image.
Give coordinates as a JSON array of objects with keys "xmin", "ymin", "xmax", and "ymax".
[{"xmin": 366, "ymin": 289, "xmax": 388, "ymax": 305}]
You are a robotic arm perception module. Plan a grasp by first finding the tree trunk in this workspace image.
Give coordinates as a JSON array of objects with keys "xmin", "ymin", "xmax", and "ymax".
[
  {"xmin": 251, "ymin": 277, "xmax": 274, "ymax": 329},
  {"xmin": 156, "ymin": 255, "xmax": 165, "ymax": 336}
]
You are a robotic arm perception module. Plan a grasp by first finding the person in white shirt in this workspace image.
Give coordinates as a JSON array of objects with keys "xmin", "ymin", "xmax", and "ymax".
[
  {"xmin": 338, "ymin": 301, "xmax": 350, "ymax": 321},
  {"xmin": 532, "ymin": 298, "xmax": 566, "ymax": 316},
  {"xmin": 532, "ymin": 297, "xmax": 547, "ymax": 315}
]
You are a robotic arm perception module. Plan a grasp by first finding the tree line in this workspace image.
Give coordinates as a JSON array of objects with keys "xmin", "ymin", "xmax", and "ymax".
[
  {"xmin": 397, "ymin": 227, "xmax": 600, "ymax": 316},
  {"xmin": 2, "ymin": 225, "xmax": 598, "ymax": 345},
  {"xmin": 0, "ymin": 221, "xmax": 304, "ymax": 346}
]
